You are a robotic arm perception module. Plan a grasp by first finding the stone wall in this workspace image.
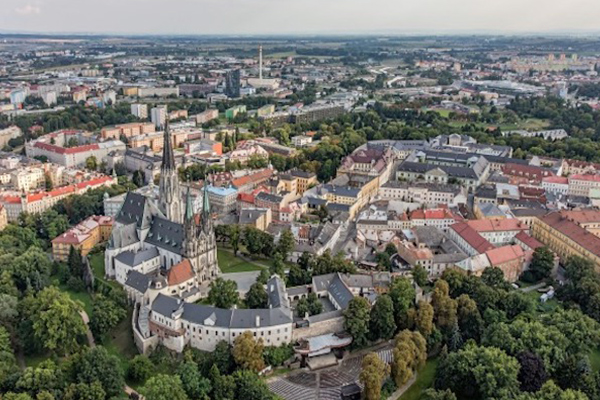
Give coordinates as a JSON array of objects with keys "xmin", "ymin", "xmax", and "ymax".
[{"xmin": 292, "ymin": 315, "xmax": 345, "ymax": 341}]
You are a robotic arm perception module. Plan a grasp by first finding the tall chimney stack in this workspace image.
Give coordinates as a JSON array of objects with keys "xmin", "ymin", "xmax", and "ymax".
[{"xmin": 259, "ymin": 45, "xmax": 263, "ymax": 81}]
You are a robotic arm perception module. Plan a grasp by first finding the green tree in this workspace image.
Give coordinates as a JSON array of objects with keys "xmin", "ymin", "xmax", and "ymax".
[
  {"xmin": 412, "ymin": 265, "xmax": 428, "ymax": 287},
  {"xmin": 209, "ymin": 364, "xmax": 235, "ymax": 400},
  {"xmin": 456, "ymin": 294, "xmax": 483, "ymax": 342},
  {"xmin": 245, "ymin": 282, "xmax": 268, "ymax": 309},
  {"xmin": 422, "ymin": 389, "xmax": 457, "ymax": 400},
  {"xmin": 89, "ymin": 294, "xmax": 126, "ymax": 342},
  {"xmin": 232, "ymin": 331, "xmax": 265, "ymax": 372},
  {"xmin": 0, "ymin": 326, "xmax": 17, "ymax": 383},
  {"xmin": 360, "ymin": 352, "xmax": 390, "ymax": 400},
  {"xmin": 369, "ymin": 294, "xmax": 396, "ymax": 341},
  {"xmin": 481, "ymin": 267, "xmax": 506, "ymax": 288},
  {"xmin": 16, "ymin": 359, "xmax": 64, "ymax": 396},
  {"xmin": 527, "ymin": 247, "xmax": 555, "ymax": 282},
  {"xmin": 141, "ymin": 374, "xmax": 188, "ymax": 400},
  {"xmin": 391, "ymin": 330, "xmax": 427, "ymax": 387},
  {"xmin": 132, "ymin": 169, "xmax": 145, "ymax": 187},
  {"xmin": 176, "ymin": 361, "xmax": 211, "ymax": 400},
  {"xmin": 68, "ymin": 246, "xmax": 84, "ymax": 280},
  {"xmin": 69, "ymin": 346, "xmax": 125, "ymax": 398},
  {"xmin": 435, "ymin": 344, "xmax": 520, "ymax": 400},
  {"xmin": 230, "ymin": 225, "xmax": 241, "ymax": 255},
  {"xmin": 276, "ymin": 229, "xmax": 295, "ymax": 260},
  {"xmin": 232, "ymin": 369, "xmax": 277, "ymax": 399},
  {"xmin": 63, "ymin": 381, "xmax": 106, "ymax": 400},
  {"xmin": 431, "ymin": 280, "xmax": 457, "ymax": 331},
  {"xmin": 344, "ymin": 296, "xmax": 371, "ymax": 348},
  {"xmin": 128, "ymin": 355, "xmax": 154, "ymax": 383},
  {"xmin": 85, "ymin": 156, "xmax": 97, "ymax": 171},
  {"xmin": 25, "ymin": 286, "xmax": 86, "ymax": 355},
  {"xmin": 207, "ymin": 278, "xmax": 238, "ymax": 309},
  {"xmin": 389, "ymin": 277, "xmax": 416, "ymax": 330},
  {"xmin": 415, "ymin": 300, "xmax": 434, "ymax": 337}
]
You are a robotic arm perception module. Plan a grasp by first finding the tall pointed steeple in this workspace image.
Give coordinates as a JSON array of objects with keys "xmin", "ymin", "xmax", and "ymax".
[
  {"xmin": 158, "ymin": 121, "xmax": 183, "ymax": 223},
  {"xmin": 201, "ymin": 176, "xmax": 212, "ymax": 233},
  {"xmin": 161, "ymin": 121, "xmax": 176, "ymax": 172}
]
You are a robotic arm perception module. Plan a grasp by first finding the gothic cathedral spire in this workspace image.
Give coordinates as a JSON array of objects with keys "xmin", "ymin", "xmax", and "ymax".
[
  {"xmin": 201, "ymin": 175, "xmax": 212, "ymax": 233},
  {"xmin": 158, "ymin": 122, "xmax": 183, "ymax": 223}
]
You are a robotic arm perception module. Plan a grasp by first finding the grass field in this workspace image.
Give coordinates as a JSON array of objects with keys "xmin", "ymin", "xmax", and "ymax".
[
  {"xmin": 217, "ymin": 247, "xmax": 265, "ymax": 273},
  {"xmin": 59, "ymin": 285, "xmax": 94, "ymax": 315},
  {"xmin": 103, "ymin": 310, "xmax": 138, "ymax": 375},
  {"xmin": 400, "ymin": 358, "xmax": 439, "ymax": 400},
  {"xmin": 590, "ymin": 348, "xmax": 600, "ymax": 372}
]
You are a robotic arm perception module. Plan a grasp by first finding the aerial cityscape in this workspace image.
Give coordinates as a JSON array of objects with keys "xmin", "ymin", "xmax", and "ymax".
[{"xmin": 4, "ymin": 5, "xmax": 600, "ymax": 400}]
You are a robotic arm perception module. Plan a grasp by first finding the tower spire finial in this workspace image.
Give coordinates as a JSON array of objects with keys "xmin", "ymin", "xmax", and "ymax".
[{"xmin": 161, "ymin": 120, "xmax": 175, "ymax": 171}]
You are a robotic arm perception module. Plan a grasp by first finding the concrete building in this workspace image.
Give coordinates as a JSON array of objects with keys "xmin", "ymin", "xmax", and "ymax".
[
  {"xmin": 151, "ymin": 106, "xmax": 168, "ymax": 128},
  {"xmin": 131, "ymin": 104, "xmax": 148, "ymax": 119}
]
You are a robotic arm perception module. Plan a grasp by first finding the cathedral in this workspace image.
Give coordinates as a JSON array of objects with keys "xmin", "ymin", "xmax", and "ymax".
[{"xmin": 104, "ymin": 124, "xmax": 219, "ymax": 288}]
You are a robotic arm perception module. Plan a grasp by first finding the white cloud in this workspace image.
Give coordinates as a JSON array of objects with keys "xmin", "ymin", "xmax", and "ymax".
[{"xmin": 15, "ymin": 4, "xmax": 42, "ymax": 16}]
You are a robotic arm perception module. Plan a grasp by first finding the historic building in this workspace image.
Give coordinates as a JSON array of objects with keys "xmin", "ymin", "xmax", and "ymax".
[{"xmin": 104, "ymin": 125, "xmax": 218, "ymax": 286}]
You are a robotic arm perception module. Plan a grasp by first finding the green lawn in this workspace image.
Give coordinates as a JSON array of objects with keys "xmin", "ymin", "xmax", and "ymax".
[
  {"xmin": 217, "ymin": 248, "xmax": 265, "ymax": 273},
  {"xmin": 400, "ymin": 358, "xmax": 439, "ymax": 400},
  {"xmin": 103, "ymin": 310, "xmax": 138, "ymax": 375},
  {"xmin": 590, "ymin": 348, "xmax": 600, "ymax": 372},
  {"xmin": 90, "ymin": 252, "xmax": 105, "ymax": 280},
  {"xmin": 59, "ymin": 285, "xmax": 94, "ymax": 315}
]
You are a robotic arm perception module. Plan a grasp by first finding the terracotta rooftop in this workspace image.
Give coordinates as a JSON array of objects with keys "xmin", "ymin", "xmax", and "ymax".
[
  {"xmin": 450, "ymin": 222, "xmax": 495, "ymax": 254},
  {"xmin": 540, "ymin": 212, "xmax": 600, "ymax": 258},
  {"xmin": 486, "ymin": 245, "xmax": 524, "ymax": 265},
  {"xmin": 167, "ymin": 259, "xmax": 195, "ymax": 286},
  {"xmin": 467, "ymin": 219, "xmax": 527, "ymax": 232},
  {"xmin": 514, "ymin": 231, "xmax": 544, "ymax": 250}
]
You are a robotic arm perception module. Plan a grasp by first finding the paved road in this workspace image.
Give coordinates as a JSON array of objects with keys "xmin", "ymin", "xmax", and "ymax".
[{"xmin": 519, "ymin": 282, "xmax": 547, "ymax": 293}]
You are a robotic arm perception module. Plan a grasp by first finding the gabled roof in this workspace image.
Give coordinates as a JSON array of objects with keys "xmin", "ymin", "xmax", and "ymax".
[{"xmin": 167, "ymin": 259, "xmax": 194, "ymax": 286}]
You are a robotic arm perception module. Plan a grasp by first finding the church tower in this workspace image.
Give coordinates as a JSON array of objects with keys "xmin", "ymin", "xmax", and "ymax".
[
  {"xmin": 158, "ymin": 123, "xmax": 183, "ymax": 224},
  {"xmin": 183, "ymin": 180, "xmax": 219, "ymax": 282}
]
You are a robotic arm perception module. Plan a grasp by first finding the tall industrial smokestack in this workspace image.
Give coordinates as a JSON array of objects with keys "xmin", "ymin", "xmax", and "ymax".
[{"xmin": 259, "ymin": 45, "xmax": 263, "ymax": 81}]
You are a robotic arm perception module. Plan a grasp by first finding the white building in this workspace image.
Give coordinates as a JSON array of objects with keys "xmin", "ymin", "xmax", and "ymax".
[
  {"xmin": 131, "ymin": 104, "xmax": 149, "ymax": 119},
  {"xmin": 151, "ymin": 105, "xmax": 167, "ymax": 128}
]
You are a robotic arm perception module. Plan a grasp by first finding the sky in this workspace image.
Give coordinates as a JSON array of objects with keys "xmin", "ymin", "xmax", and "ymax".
[{"xmin": 0, "ymin": 0, "xmax": 599, "ymax": 36}]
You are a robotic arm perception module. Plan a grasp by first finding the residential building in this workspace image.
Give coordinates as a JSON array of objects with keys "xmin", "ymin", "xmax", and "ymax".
[
  {"xmin": 51, "ymin": 215, "xmax": 114, "ymax": 261},
  {"xmin": 194, "ymin": 109, "xmax": 219, "ymax": 125},
  {"xmin": 131, "ymin": 104, "xmax": 148, "ymax": 119},
  {"xmin": 448, "ymin": 222, "xmax": 495, "ymax": 256},
  {"xmin": 151, "ymin": 105, "xmax": 167, "ymax": 128},
  {"xmin": 568, "ymin": 174, "xmax": 600, "ymax": 197},
  {"xmin": 26, "ymin": 130, "xmax": 126, "ymax": 168},
  {"xmin": 542, "ymin": 176, "xmax": 569, "ymax": 196},
  {"xmin": 239, "ymin": 208, "xmax": 272, "ymax": 231},
  {"xmin": 100, "ymin": 123, "xmax": 155, "ymax": 140},
  {"xmin": 532, "ymin": 212, "xmax": 600, "ymax": 270},
  {"xmin": 0, "ymin": 176, "xmax": 117, "ymax": 221}
]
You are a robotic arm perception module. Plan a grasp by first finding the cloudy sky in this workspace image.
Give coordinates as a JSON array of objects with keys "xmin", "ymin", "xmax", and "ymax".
[{"xmin": 0, "ymin": 0, "xmax": 598, "ymax": 35}]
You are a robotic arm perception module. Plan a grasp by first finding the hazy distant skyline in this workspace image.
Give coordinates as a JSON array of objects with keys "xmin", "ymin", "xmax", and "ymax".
[{"xmin": 0, "ymin": 0, "xmax": 599, "ymax": 36}]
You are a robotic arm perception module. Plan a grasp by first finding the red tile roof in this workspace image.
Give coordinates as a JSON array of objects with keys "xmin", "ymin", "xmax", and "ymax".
[
  {"xmin": 450, "ymin": 222, "xmax": 495, "ymax": 254},
  {"xmin": 562, "ymin": 210, "xmax": 600, "ymax": 224},
  {"xmin": 570, "ymin": 174, "xmax": 600, "ymax": 183},
  {"xmin": 467, "ymin": 219, "xmax": 527, "ymax": 232},
  {"xmin": 514, "ymin": 231, "xmax": 544, "ymax": 250},
  {"xmin": 540, "ymin": 212, "xmax": 600, "ymax": 258},
  {"xmin": 486, "ymin": 245, "xmax": 524, "ymax": 265},
  {"xmin": 167, "ymin": 259, "xmax": 194, "ymax": 286}
]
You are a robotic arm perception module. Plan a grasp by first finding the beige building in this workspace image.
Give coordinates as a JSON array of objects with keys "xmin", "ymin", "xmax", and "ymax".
[
  {"xmin": 10, "ymin": 167, "xmax": 45, "ymax": 191},
  {"xmin": 101, "ymin": 123, "xmax": 156, "ymax": 140}
]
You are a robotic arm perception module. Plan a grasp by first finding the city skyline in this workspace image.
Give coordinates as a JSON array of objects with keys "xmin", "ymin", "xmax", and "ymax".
[{"xmin": 0, "ymin": 0, "xmax": 599, "ymax": 36}]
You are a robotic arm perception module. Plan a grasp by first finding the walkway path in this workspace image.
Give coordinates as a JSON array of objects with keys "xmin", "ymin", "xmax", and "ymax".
[
  {"xmin": 79, "ymin": 308, "xmax": 140, "ymax": 399},
  {"xmin": 519, "ymin": 282, "xmax": 547, "ymax": 293}
]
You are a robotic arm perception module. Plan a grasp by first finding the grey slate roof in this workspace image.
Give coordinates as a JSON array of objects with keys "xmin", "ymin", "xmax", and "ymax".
[
  {"xmin": 115, "ymin": 247, "xmax": 159, "ymax": 267},
  {"xmin": 145, "ymin": 217, "xmax": 184, "ymax": 255},
  {"xmin": 152, "ymin": 293, "xmax": 293, "ymax": 329},
  {"xmin": 125, "ymin": 270, "xmax": 151, "ymax": 293},
  {"xmin": 267, "ymin": 275, "xmax": 289, "ymax": 309},
  {"xmin": 110, "ymin": 222, "xmax": 139, "ymax": 248},
  {"xmin": 328, "ymin": 273, "xmax": 354, "ymax": 309}
]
